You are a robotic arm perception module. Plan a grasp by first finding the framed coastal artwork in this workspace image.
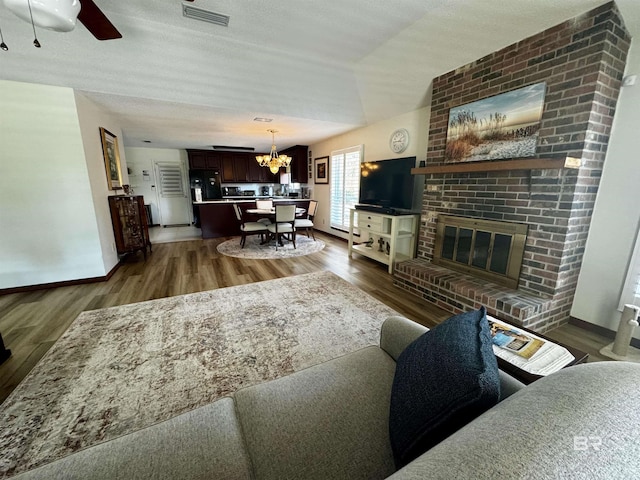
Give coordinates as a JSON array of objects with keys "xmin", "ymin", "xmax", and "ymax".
[
  {"xmin": 444, "ymin": 82, "xmax": 546, "ymax": 163},
  {"xmin": 100, "ymin": 127, "xmax": 123, "ymax": 190},
  {"xmin": 314, "ymin": 156, "xmax": 329, "ymax": 184}
]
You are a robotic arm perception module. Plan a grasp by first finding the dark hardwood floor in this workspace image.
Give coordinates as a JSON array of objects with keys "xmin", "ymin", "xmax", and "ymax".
[{"xmin": 0, "ymin": 232, "xmax": 610, "ymax": 404}]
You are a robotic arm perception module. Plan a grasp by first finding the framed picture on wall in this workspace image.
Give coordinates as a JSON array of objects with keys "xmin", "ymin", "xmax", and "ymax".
[
  {"xmin": 444, "ymin": 82, "xmax": 546, "ymax": 163},
  {"xmin": 100, "ymin": 127, "xmax": 123, "ymax": 190},
  {"xmin": 314, "ymin": 156, "xmax": 329, "ymax": 184}
]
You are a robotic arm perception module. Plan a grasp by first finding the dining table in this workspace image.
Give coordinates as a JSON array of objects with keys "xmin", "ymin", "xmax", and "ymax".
[{"xmin": 245, "ymin": 207, "xmax": 307, "ymax": 246}]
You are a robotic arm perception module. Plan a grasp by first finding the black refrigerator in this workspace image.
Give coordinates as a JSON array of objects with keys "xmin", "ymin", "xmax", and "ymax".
[
  {"xmin": 190, "ymin": 169, "xmax": 222, "ymax": 227},
  {"xmin": 190, "ymin": 169, "xmax": 222, "ymax": 201}
]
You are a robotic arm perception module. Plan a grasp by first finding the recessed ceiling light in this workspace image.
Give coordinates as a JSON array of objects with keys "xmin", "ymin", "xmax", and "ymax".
[{"xmin": 254, "ymin": 117, "xmax": 273, "ymax": 122}]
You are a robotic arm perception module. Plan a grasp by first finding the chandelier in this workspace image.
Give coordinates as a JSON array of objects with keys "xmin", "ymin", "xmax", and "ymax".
[{"xmin": 256, "ymin": 129, "xmax": 291, "ymax": 174}]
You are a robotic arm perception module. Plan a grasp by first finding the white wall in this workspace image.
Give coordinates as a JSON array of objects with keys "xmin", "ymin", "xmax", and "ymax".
[
  {"xmin": 124, "ymin": 147, "xmax": 189, "ymax": 226},
  {"xmin": 74, "ymin": 92, "xmax": 128, "ymax": 275},
  {"xmin": 572, "ymin": 42, "xmax": 640, "ymax": 337},
  {"xmin": 308, "ymin": 106, "xmax": 430, "ymax": 239},
  {"xmin": 0, "ymin": 81, "xmax": 106, "ymax": 288}
]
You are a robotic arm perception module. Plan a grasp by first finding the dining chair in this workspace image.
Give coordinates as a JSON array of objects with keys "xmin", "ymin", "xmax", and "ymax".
[
  {"xmin": 254, "ymin": 199, "xmax": 274, "ymax": 225},
  {"xmin": 294, "ymin": 200, "xmax": 318, "ymax": 240},
  {"xmin": 233, "ymin": 204, "xmax": 267, "ymax": 248},
  {"xmin": 267, "ymin": 204, "xmax": 297, "ymax": 250}
]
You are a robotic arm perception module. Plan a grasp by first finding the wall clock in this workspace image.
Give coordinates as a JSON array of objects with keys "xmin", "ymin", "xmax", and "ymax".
[{"xmin": 390, "ymin": 128, "xmax": 409, "ymax": 154}]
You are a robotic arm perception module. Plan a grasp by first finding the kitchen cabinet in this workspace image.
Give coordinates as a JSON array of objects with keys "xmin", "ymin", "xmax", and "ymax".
[
  {"xmin": 221, "ymin": 155, "xmax": 236, "ymax": 182},
  {"xmin": 108, "ymin": 195, "xmax": 152, "ymax": 258},
  {"xmin": 187, "ymin": 149, "xmax": 289, "ymax": 183},
  {"xmin": 188, "ymin": 150, "xmax": 206, "ymax": 169},
  {"xmin": 222, "ymin": 153, "xmax": 270, "ymax": 183},
  {"xmin": 247, "ymin": 157, "xmax": 263, "ymax": 182},
  {"xmin": 198, "ymin": 203, "xmax": 239, "ymax": 238},
  {"xmin": 259, "ymin": 164, "xmax": 282, "ymax": 183},
  {"xmin": 205, "ymin": 155, "xmax": 220, "ymax": 169},
  {"xmin": 247, "ymin": 157, "xmax": 280, "ymax": 183},
  {"xmin": 234, "ymin": 154, "xmax": 249, "ymax": 182},
  {"xmin": 188, "ymin": 150, "xmax": 221, "ymax": 170},
  {"xmin": 280, "ymin": 145, "xmax": 309, "ymax": 183},
  {"xmin": 197, "ymin": 199, "xmax": 311, "ymax": 238}
]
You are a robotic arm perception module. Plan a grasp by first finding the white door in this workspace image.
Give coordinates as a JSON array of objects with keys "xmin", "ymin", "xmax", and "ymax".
[{"xmin": 154, "ymin": 161, "xmax": 191, "ymax": 226}]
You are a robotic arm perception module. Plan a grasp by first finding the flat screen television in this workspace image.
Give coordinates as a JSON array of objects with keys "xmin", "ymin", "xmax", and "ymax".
[{"xmin": 357, "ymin": 157, "xmax": 421, "ymax": 214}]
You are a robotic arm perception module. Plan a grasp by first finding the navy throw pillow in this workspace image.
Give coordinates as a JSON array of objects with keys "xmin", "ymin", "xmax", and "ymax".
[{"xmin": 389, "ymin": 307, "xmax": 500, "ymax": 469}]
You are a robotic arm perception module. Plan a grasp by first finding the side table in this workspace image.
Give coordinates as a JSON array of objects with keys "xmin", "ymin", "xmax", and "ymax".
[{"xmin": 496, "ymin": 326, "xmax": 588, "ymax": 385}]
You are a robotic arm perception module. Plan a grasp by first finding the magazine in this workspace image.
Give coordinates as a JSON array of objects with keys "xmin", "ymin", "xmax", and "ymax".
[
  {"xmin": 487, "ymin": 316, "xmax": 575, "ymax": 375},
  {"xmin": 488, "ymin": 319, "xmax": 544, "ymax": 360}
]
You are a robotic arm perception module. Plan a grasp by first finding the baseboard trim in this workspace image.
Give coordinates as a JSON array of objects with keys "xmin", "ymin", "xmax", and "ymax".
[
  {"xmin": 314, "ymin": 227, "xmax": 349, "ymax": 242},
  {"xmin": 0, "ymin": 262, "xmax": 121, "ymax": 295},
  {"xmin": 570, "ymin": 316, "xmax": 640, "ymax": 349}
]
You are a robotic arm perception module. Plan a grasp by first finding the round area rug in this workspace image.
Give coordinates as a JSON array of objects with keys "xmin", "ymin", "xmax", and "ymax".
[{"xmin": 217, "ymin": 235, "xmax": 325, "ymax": 259}]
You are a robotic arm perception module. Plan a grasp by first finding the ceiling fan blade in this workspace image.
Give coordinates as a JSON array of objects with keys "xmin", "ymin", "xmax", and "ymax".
[{"xmin": 77, "ymin": 0, "xmax": 122, "ymax": 40}]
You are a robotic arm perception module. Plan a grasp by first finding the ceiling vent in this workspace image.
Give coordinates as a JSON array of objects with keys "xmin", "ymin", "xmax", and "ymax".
[{"xmin": 182, "ymin": 4, "xmax": 230, "ymax": 27}]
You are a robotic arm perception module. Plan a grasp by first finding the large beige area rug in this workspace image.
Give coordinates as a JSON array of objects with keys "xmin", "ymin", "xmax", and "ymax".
[
  {"xmin": 0, "ymin": 271, "xmax": 397, "ymax": 478},
  {"xmin": 217, "ymin": 235, "xmax": 325, "ymax": 259}
]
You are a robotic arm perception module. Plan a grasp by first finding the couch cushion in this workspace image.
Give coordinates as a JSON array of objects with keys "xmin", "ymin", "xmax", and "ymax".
[
  {"xmin": 389, "ymin": 307, "xmax": 500, "ymax": 468},
  {"xmin": 386, "ymin": 362, "xmax": 640, "ymax": 479},
  {"xmin": 380, "ymin": 315, "xmax": 524, "ymax": 401},
  {"xmin": 234, "ymin": 346, "xmax": 397, "ymax": 480},
  {"xmin": 12, "ymin": 398, "xmax": 252, "ymax": 480}
]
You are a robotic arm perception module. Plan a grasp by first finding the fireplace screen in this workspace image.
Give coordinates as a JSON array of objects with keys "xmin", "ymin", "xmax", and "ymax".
[{"xmin": 434, "ymin": 215, "xmax": 527, "ymax": 289}]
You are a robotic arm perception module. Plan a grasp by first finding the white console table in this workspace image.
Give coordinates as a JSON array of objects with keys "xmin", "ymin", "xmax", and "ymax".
[{"xmin": 348, "ymin": 209, "xmax": 420, "ymax": 274}]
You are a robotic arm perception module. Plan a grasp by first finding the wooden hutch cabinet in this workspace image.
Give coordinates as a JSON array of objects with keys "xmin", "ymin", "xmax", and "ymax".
[{"xmin": 108, "ymin": 195, "xmax": 152, "ymax": 258}]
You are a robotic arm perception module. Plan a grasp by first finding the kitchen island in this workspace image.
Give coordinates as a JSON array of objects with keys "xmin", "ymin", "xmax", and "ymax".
[{"xmin": 194, "ymin": 198, "xmax": 311, "ymax": 239}]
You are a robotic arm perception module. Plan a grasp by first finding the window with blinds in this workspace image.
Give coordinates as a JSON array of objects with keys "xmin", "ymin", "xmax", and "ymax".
[
  {"xmin": 330, "ymin": 146, "xmax": 362, "ymax": 232},
  {"xmin": 619, "ymin": 226, "xmax": 640, "ymax": 310}
]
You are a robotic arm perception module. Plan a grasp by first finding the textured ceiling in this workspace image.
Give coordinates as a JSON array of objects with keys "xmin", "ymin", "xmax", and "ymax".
[{"xmin": 0, "ymin": 0, "xmax": 638, "ymax": 151}]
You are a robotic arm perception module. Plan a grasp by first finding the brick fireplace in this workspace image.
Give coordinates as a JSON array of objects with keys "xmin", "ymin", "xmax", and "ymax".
[{"xmin": 394, "ymin": 2, "xmax": 631, "ymax": 332}]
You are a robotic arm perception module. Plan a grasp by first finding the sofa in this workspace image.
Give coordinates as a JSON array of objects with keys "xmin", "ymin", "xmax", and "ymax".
[{"xmin": 13, "ymin": 315, "xmax": 640, "ymax": 479}]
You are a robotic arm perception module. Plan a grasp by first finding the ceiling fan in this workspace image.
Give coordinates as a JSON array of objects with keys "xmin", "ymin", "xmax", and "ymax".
[{"xmin": 3, "ymin": 0, "xmax": 121, "ymax": 40}]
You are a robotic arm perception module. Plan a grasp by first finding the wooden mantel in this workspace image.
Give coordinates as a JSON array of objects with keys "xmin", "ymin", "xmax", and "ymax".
[{"xmin": 411, "ymin": 156, "xmax": 581, "ymax": 175}]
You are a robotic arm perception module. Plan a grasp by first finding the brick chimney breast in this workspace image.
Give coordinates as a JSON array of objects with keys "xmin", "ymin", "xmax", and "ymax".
[{"xmin": 395, "ymin": 1, "xmax": 631, "ymax": 332}]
